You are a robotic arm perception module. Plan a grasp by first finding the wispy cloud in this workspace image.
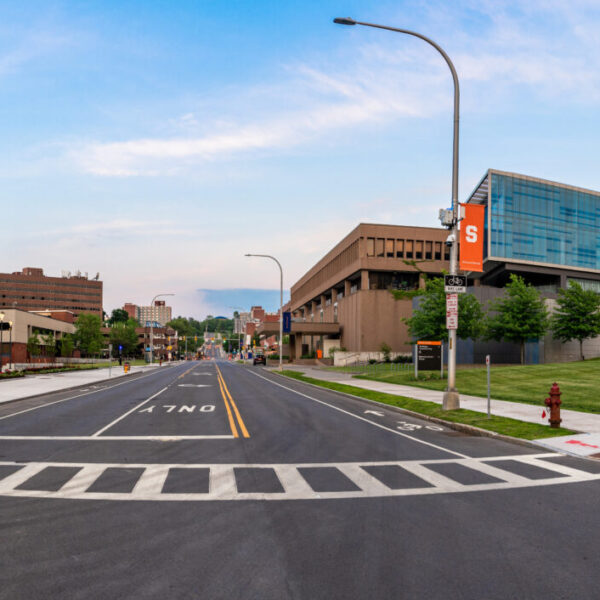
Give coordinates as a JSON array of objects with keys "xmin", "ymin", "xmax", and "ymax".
[{"xmin": 70, "ymin": 1, "xmax": 600, "ymax": 177}]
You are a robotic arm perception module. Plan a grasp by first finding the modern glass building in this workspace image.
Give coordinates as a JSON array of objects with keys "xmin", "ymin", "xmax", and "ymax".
[{"xmin": 465, "ymin": 170, "xmax": 600, "ymax": 291}]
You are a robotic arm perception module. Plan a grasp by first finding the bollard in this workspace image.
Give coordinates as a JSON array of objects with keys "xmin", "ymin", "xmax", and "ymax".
[{"xmin": 544, "ymin": 382, "xmax": 562, "ymax": 428}]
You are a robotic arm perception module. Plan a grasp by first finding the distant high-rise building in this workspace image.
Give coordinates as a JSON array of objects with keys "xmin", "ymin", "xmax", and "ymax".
[
  {"xmin": 0, "ymin": 267, "xmax": 103, "ymax": 318},
  {"xmin": 134, "ymin": 300, "xmax": 172, "ymax": 327}
]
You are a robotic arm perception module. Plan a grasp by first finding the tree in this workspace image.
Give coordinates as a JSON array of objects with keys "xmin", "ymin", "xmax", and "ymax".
[
  {"xmin": 108, "ymin": 308, "xmax": 130, "ymax": 325},
  {"xmin": 60, "ymin": 334, "xmax": 74, "ymax": 358},
  {"xmin": 42, "ymin": 332, "xmax": 57, "ymax": 361},
  {"xmin": 74, "ymin": 313, "xmax": 104, "ymax": 356},
  {"xmin": 27, "ymin": 334, "xmax": 40, "ymax": 359},
  {"xmin": 551, "ymin": 281, "xmax": 600, "ymax": 360},
  {"xmin": 485, "ymin": 274, "xmax": 548, "ymax": 364},
  {"xmin": 109, "ymin": 318, "xmax": 139, "ymax": 356},
  {"xmin": 404, "ymin": 277, "xmax": 485, "ymax": 342}
]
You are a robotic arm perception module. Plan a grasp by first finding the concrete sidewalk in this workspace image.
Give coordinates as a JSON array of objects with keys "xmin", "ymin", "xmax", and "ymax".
[
  {"xmin": 0, "ymin": 363, "xmax": 172, "ymax": 405},
  {"xmin": 276, "ymin": 365, "xmax": 600, "ymax": 435}
]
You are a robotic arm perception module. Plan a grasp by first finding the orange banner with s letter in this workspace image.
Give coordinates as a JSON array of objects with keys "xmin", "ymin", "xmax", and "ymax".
[{"xmin": 459, "ymin": 203, "xmax": 485, "ymax": 272}]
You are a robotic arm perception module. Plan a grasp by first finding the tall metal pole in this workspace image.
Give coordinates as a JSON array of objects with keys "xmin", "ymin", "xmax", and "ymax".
[
  {"xmin": 149, "ymin": 293, "xmax": 174, "ymax": 364},
  {"xmin": 245, "ymin": 254, "xmax": 284, "ymax": 372},
  {"xmin": 334, "ymin": 17, "xmax": 460, "ymax": 409}
]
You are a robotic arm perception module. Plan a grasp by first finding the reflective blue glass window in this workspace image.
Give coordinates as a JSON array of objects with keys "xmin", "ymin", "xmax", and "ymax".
[{"xmin": 489, "ymin": 173, "xmax": 600, "ymax": 270}]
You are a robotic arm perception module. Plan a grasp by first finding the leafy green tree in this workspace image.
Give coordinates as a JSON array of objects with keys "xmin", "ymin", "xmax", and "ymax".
[
  {"xmin": 551, "ymin": 281, "xmax": 600, "ymax": 361},
  {"xmin": 42, "ymin": 332, "xmax": 57, "ymax": 360},
  {"xmin": 485, "ymin": 274, "xmax": 548, "ymax": 364},
  {"xmin": 404, "ymin": 277, "xmax": 485, "ymax": 342},
  {"xmin": 108, "ymin": 308, "xmax": 130, "ymax": 325},
  {"xmin": 74, "ymin": 313, "xmax": 104, "ymax": 356},
  {"xmin": 109, "ymin": 318, "xmax": 139, "ymax": 356},
  {"xmin": 27, "ymin": 334, "xmax": 40, "ymax": 359},
  {"xmin": 60, "ymin": 334, "xmax": 74, "ymax": 357}
]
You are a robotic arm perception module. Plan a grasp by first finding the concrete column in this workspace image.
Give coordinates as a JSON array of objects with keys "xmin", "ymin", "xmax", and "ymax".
[
  {"xmin": 331, "ymin": 289, "xmax": 338, "ymax": 303},
  {"xmin": 344, "ymin": 280, "xmax": 351, "ymax": 296},
  {"xmin": 361, "ymin": 270, "xmax": 369, "ymax": 291},
  {"xmin": 419, "ymin": 273, "xmax": 426, "ymax": 289}
]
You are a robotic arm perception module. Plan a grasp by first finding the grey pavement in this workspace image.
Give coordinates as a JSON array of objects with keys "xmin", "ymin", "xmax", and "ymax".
[
  {"xmin": 277, "ymin": 365, "xmax": 600, "ymax": 435},
  {"xmin": 0, "ymin": 362, "xmax": 176, "ymax": 405}
]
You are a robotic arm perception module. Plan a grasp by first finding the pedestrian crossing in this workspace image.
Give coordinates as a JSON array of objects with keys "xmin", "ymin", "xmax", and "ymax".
[{"xmin": 0, "ymin": 453, "xmax": 597, "ymax": 502}]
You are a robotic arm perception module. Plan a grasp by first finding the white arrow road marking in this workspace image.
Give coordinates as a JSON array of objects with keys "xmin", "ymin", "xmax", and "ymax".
[
  {"xmin": 177, "ymin": 384, "xmax": 212, "ymax": 388},
  {"xmin": 364, "ymin": 410, "xmax": 385, "ymax": 417}
]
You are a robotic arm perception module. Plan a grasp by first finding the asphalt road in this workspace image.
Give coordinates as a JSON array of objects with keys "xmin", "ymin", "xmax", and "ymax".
[{"xmin": 1, "ymin": 360, "xmax": 599, "ymax": 599}]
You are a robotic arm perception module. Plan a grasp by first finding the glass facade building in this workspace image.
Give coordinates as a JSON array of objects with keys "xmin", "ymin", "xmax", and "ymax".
[{"xmin": 469, "ymin": 170, "xmax": 600, "ymax": 272}]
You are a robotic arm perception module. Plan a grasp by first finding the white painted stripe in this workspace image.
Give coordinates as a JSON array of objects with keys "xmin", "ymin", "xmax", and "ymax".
[
  {"xmin": 0, "ymin": 435, "xmax": 235, "ymax": 441},
  {"xmin": 131, "ymin": 465, "xmax": 171, "ymax": 496},
  {"xmin": 91, "ymin": 387, "xmax": 168, "ymax": 437},
  {"xmin": 209, "ymin": 465, "xmax": 238, "ymax": 498},
  {"xmin": 273, "ymin": 465, "xmax": 317, "ymax": 497},
  {"xmin": 512, "ymin": 455, "xmax": 597, "ymax": 479},
  {"xmin": 455, "ymin": 459, "xmax": 530, "ymax": 484},
  {"xmin": 0, "ymin": 363, "xmax": 190, "ymax": 421},
  {"xmin": 247, "ymin": 369, "xmax": 469, "ymax": 459},
  {"xmin": 398, "ymin": 462, "xmax": 465, "ymax": 490},
  {"xmin": 0, "ymin": 463, "xmax": 47, "ymax": 492},
  {"xmin": 335, "ymin": 464, "xmax": 394, "ymax": 496},
  {"xmin": 59, "ymin": 465, "xmax": 107, "ymax": 496}
]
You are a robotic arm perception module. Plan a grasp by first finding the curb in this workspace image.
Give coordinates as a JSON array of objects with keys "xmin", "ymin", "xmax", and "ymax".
[
  {"xmin": 270, "ymin": 371, "xmax": 569, "ymax": 455},
  {"xmin": 0, "ymin": 364, "xmax": 174, "ymax": 407}
]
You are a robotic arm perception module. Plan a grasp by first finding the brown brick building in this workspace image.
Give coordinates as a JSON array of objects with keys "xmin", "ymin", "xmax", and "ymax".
[
  {"xmin": 286, "ymin": 223, "xmax": 452, "ymax": 357},
  {"xmin": 0, "ymin": 268, "xmax": 103, "ymax": 318}
]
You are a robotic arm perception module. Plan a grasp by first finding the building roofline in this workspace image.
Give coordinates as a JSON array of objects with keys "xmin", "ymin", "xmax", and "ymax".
[{"xmin": 483, "ymin": 169, "xmax": 600, "ymax": 198}]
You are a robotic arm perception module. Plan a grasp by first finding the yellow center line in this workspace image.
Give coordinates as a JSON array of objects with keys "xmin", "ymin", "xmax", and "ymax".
[
  {"xmin": 215, "ymin": 365, "xmax": 250, "ymax": 438},
  {"xmin": 216, "ymin": 367, "xmax": 238, "ymax": 438}
]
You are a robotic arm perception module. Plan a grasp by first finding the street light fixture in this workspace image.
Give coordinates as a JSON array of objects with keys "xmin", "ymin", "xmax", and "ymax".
[
  {"xmin": 334, "ymin": 16, "xmax": 461, "ymax": 409},
  {"xmin": 149, "ymin": 293, "xmax": 175, "ymax": 364},
  {"xmin": 244, "ymin": 254, "xmax": 284, "ymax": 372}
]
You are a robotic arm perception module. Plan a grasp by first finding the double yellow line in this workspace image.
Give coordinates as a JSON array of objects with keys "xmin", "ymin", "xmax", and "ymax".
[{"xmin": 215, "ymin": 364, "xmax": 249, "ymax": 438}]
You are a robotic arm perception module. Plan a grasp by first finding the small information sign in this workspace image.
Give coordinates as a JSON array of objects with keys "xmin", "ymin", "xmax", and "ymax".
[
  {"xmin": 417, "ymin": 341, "xmax": 442, "ymax": 370},
  {"xmin": 444, "ymin": 275, "xmax": 467, "ymax": 293},
  {"xmin": 446, "ymin": 293, "xmax": 458, "ymax": 330}
]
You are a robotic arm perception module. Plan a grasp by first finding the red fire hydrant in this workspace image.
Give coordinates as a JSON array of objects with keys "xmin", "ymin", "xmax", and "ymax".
[{"xmin": 545, "ymin": 383, "xmax": 562, "ymax": 428}]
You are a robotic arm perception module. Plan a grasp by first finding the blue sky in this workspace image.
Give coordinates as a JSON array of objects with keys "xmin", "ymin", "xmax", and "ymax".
[{"xmin": 2, "ymin": 0, "xmax": 600, "ymax": 318}]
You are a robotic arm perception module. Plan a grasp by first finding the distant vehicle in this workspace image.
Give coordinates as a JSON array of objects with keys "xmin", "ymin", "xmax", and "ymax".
[{"xmin": 253, "ymin": 352, "xmax": 266, "ymax": 366}]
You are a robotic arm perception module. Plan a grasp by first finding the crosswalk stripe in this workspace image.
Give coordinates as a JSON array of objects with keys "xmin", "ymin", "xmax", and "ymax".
[{"xmin": 0, "ymin": 454, "xmax": 597, "ymax": 501}]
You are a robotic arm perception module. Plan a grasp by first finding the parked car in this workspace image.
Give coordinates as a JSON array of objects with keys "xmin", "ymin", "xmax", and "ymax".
[{"xmin": 253, "ymin": 353, "xmax": 266, "ymax": 366}]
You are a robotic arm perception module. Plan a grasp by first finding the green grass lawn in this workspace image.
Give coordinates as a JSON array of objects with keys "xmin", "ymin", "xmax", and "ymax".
[
  {"xmin": 278, "ymin": 371, "xmax": 575, "ymax": 441},
  {"xmin": 333, "ymin": 359, "xmax": 600, "ymax": 414}
]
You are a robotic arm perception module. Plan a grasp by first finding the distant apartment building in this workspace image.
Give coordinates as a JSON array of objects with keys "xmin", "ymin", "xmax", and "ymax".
[
  {"xmin": 125, "ymin": 300, "xmax": 172, "ymax": 327},
  {"xmin": 0, "ymin": 267, "xmax": 103, "ymax": 318}
]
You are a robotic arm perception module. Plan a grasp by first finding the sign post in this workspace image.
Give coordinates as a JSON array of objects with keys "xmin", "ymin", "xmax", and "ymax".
[
  {"xmin": 486, "ymin": 354, "xmax": 491, "ymax": 418},
  {"xmin": 108, "ymin": 343, "xmax": 112, "ymax": 378}
]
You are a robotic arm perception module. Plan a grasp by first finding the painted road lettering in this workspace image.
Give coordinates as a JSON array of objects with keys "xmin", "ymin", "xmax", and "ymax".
[
  {"xmin": 138, "ymin": 405, "xmax": 216, "ymax": 414},
  {"xmin": 397, "ymin": 421, "xmax": 444, "ymax": 432}
]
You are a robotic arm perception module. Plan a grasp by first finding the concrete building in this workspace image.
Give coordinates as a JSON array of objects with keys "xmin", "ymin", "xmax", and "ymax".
[
  {"xmin": 128, "ymin": 301, "xmax": 173, "ymax": 327},
  {"xmin": 282, "ymin": 223, "xmax": 452, "ymax": 360},
  {"xmin": 0, "ymin": 267, "xmax": 102, "ymax": 318},
  {"xmin": 0, "ymin": 308, "xmax": 76, "ymax": 368}
]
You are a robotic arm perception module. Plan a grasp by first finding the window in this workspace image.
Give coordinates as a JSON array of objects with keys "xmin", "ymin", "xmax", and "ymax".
[
  {"xmin": 333, "ymin": 303, "xmax": 338, "ymax": 323},
  {"xmin": 396, "ymin": 240, "xmax": 404, "ymax": 258},
  {"xmin": 415, "ymin": 241, "xmax": 423, "ymax": 260},
  {"xmin": 434, "ymin": 242, "xmax": 442, "ymax": 260},
  {"xmin": 405, "ymin": 240, "xmax": 413, "ymax": 259},
  {"xmin": 376, "ymin": 238, "xmax": 384, "ymax": 257},
  {"xmin": 425, "ymin": 241, "xmax": 432, "ymax": 260},
  {"xmin": 386, "ymin": 239, "xmax": 394, "ymax": 258},
  {"xmin": 444, "ymin": 246, "xmax": 450, "ymax": 260},
  {"xmin": 366, "ymin": 237, "xmax": 375, "ymax": 257}
]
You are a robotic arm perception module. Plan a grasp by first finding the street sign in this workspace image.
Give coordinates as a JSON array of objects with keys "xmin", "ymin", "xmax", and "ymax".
[
  {"xmin": 444, "ymin": 274, "xmax": 467, "ymax": 293},
  {"xmin": 417, "ymin": 341, "xmax": 442, "ymax": 370},
  {"xmin": 446, "ymin": 293, "xmax": 458, "ymax": 330},
  {"xmin": 282, "ymin": 311, "xmax": 292, "ymax": 334}
]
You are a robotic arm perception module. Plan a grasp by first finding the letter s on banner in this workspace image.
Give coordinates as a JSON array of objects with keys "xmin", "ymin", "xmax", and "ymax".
[{"xmin": 459, "ymin": 203, "xmax": 485, "ymax": 272}]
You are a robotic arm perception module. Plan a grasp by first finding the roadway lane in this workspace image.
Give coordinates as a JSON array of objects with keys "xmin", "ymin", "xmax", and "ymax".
[{"xmin": 1, "ymin": 360, "xmax": 599, "ymax": 599}]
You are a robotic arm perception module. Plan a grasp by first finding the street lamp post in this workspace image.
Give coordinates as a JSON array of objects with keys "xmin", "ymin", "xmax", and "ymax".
[
  {"xmin": 245, "ymin": 254, "xmax": 284, "ymax": 372},
  {"xmin": 334, "ymin": 16, "xmax": 461, "ymax": 409},
  {"xmin": 0, "ymin": 312, "xmax": 4, "ymax": 372},
  {"xmin": 8, "ymin": 321, "xmax": 12, "ymax": 371},
  {"xmin": 149, "ymin": 293, "xmax": 174, "ymax": 364}
]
